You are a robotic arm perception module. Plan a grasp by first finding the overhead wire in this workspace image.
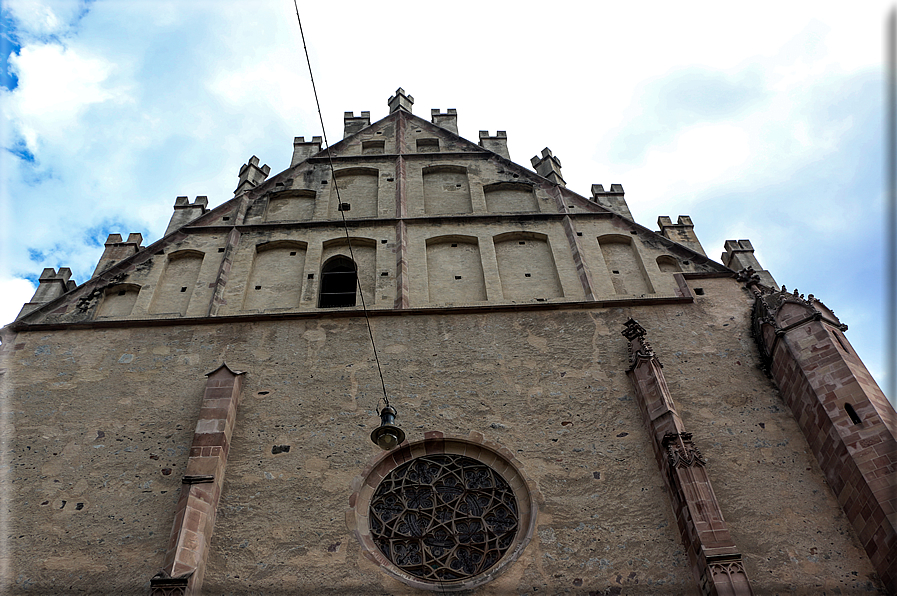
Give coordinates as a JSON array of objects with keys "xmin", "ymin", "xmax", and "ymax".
[{"xmin": 292, "ymin": 1, "xmax": 391, "ymax": 411}]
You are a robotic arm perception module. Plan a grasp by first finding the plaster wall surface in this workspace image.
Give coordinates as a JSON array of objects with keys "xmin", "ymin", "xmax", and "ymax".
[{"xmin": 1, "ymin": 276, "xmax": 883, "ymax": 594}]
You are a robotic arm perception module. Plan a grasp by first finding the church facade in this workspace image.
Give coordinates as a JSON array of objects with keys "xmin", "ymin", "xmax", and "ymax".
[{"xmin": 1, "ymin": 89, "xmax": 894, "ymax": 595}]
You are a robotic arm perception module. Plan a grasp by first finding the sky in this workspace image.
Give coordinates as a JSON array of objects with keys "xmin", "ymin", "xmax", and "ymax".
[{"xmin": 0, "ymin": 0, "xmax": 893, "ymax": 402}]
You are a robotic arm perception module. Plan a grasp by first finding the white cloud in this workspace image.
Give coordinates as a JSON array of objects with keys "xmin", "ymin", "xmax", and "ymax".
[
  {"xmin": 0, "ymin": 1, "xmax": 890, "ymax": 401},
  {"xmin": 0, "ymin": 277, "xmax": 35, "ymax": 327}
]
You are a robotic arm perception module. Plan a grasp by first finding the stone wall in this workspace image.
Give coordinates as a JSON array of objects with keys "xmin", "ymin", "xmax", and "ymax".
[{"xmin": 1, "ymin": 276, "xmax": 883, "ymax": 594}]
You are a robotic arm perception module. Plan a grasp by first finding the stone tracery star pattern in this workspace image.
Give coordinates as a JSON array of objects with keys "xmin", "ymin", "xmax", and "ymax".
[{"xmin": 369, "ymin": 454, "xmax": 519, "ymax": 582}]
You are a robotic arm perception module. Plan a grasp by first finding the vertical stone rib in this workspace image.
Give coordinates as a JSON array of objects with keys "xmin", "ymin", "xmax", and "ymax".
[
  {"xmin": 206, "ymin": 227, "xmax": 241, "ymax": 317},
  {"xmin": 622, "ymin": 319, "xmax": 754, "ymax": 596},
  {"xmin": 151, "ymin": 364, "xmax": 244, "ymax": 596},
  {"xmin": 561, "ymin": 215, "xmax": 595, "ymax": 300}
]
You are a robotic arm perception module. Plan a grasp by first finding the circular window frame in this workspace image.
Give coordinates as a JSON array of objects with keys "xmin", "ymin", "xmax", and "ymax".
[{"xmin": 346, "ymin": 431, "xmax": 538, "ymax": 592}]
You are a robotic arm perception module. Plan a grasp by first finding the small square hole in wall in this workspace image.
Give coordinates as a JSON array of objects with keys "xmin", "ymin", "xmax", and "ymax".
[
  {"xmin": 683, "ymin": 260, "xmax": 690, "ymax": 265},
  {"xmin": 223, "ymin": 216, "xmax": 230, "ymax": 221},
  {"xmin": 512, "ymin": 173, "xmax": 519, "ymax": 178},
  {"xmin": 218, "ymin": 247, "xmax": 225, "ymax": 253},
  {"xmin": 524, "ymin": 273, "xmax": 531, "ymax": 277},
  {"xmin": 381, "ymin": 239, "xmax": 388, "ymax": 244},
  {"xmin": 338, "ymin": 202, "xmax": 351, "ymax": 211},
  {"xmin": 576, "ymin": 232, "xmax": 583, "ymax": 236},
  {"xmin": 630, "ymin": 230, "xmax": 637, "ymax": 234},
  {"xmin": 535, "ymin": 298, "xmax": 546, "ymax": 302},
  {"xmin": 519, "ymin": 241, "xmax": 526, "ymax": 245},
  {"xmin": 381, "ymin": 272, "xmax": 389, "ymax": 276},
  {"xmin": 386, "ymin": 178, "xmax": 394, "ymax": 182},
  {"xmin": 255, "ymin": 286, "xmax": 262, "ymax": 290},
  {"xmin": 290, "ymin": 251, "xmax": 297, "ymax": 256},
  {"xmin": 568, "ymin": 205, "xmax": 575, "ymax": 209},
  {"xmin": 307, "ymin": 274, "xmax": 314, "ymax": 279},
  {"xmin": 455, "ymin": 276, "xmax": 462, "ymax": 280},
  {"xmin": 321, "ymin": 180, "xmax": 328, "ymax": 185},
  {"xmin": 377, "ymin": 131, "xmax": 383, "ymax": 134},
  {"xmin": 118, "ymin": 290, "xmax": 126, "ymax": 296},
  {"xmin": 180, "ymin": 287, "xmax": 188, "ymax": 292},
  {"xmin": 451, "ymin": 243, "xmax": 458, "ymax": 247},
  {"xmin": 694, "ymin": 288, "xmax": 705, "ymax": 295},
  {"xmin": 612, "ymin": 270, "xmax": 620, "ymax": 274}
]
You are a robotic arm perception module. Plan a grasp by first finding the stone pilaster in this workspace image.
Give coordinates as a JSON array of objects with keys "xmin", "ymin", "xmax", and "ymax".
[
  {"xmin": 151, "ymin": 364, "xmax": 244, "ymax": 596},
  {"xmin": 622, "ymin": 319, "xmax": 754, "ymax": 596}
]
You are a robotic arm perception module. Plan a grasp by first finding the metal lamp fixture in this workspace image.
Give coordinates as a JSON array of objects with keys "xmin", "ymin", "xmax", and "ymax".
[{"xmin": 370, "ymin": 405, "xmax": 405, "ymax": 450}]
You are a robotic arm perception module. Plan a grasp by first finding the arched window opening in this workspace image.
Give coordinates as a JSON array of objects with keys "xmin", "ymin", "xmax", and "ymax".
[
  {"xmin": 319, "ymin": 256, "xmax": 357, "ymax": 307},
  {"xmin": 845, "ymin": 403, "xmax": 862, "ymax": 425}
]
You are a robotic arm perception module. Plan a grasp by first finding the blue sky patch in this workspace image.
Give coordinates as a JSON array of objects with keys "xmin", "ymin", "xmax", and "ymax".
[{"xmin": 0, "ymin": 10, "xmax": 21, "ymax": 91}]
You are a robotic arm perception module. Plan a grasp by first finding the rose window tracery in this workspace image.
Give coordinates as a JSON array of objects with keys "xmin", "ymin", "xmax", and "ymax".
[{"xmin": 369, "ymin": 454, "xmax": 519, "ymax": 582}]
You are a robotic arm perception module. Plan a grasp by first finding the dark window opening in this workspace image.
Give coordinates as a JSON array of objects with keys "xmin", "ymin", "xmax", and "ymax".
[
  {"xmin": 845, "ymin": 403, "xmax": 862, "ymax": 425},
  {"xmin": 117, "ymin": 290, "xmax": 126, "ymax": 296},
  {"xmin": 290, "ymin": 251, "xmax": 297, "ymax": 256},
  {"xmin": 223, "ymin": 216, "xmax": 230, "ymax": 221},
  {"xmin": 454, "ymin": 276, "xmax": 462, "ymax": 280},
  {"xmin": 255, "ymin": 286, "xmax": 262, "ymax": 290},
  {"xmin": 630, "ymin": 230, "xmax": 637, "ymax": 234},
  {"xmin": 518, "ymin": 241, "xmax": 526, "ymax": 245},
  {"xmin": 307, "ymin": 273, "xmax": 314, "ymax": 279},
  {"xmin": 612, "ymin": 270, "xmax": 620, "ymax": 274},
  {"xmin": 576, "ymin": 232, "xmax": 583, "ymax": 236},
  {"xmin": 694, "ymin": 288, "xmax": 705, "ymax": 295},
  {"xmin": 451, "ymin": 243, "xmax": 458, "ymax": 247},
  {"xmin": 218, "ymin": 247, "xmax": 225, "ymax": 253},
  {"xmin": 524, "ymin": 273, "xmax": 531, "ymax": 277},
  {"xmin": 319, "ymin": 257, "xmax": 357, "ymax": 308},
  {"xmin": 180, "ymin": 287, "xmax": 188, "ymax": 292},
  {"xmin": 381, "ymin": 239, "xmax": 388, "ymax": 244},
  {"xmin": 338, "ymin": 202, "xmax": 351, "ymax": 212},
  {"xmin": 381, "ymin": 271, "xmax": 389, "ymax": 276}
]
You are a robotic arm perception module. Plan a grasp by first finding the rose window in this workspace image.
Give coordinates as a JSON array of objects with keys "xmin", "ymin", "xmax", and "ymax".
[{"xmin": 368, "ymin": 454, "xmax": 519, "ymax": 582}]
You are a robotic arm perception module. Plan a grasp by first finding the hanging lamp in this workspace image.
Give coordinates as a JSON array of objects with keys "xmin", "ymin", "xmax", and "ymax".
[{"xmin": 370, "ymin": 405, "xmax": 405, "ymax": 450}]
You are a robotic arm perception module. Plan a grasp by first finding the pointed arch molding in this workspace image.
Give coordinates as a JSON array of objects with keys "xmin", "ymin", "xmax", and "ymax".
[
  {"xmin": 346, "ymin": 432, "xmax": 540, "ymax": 592},
  {"xmin": 150, "ymin": 363, "xmax": 245, "ymax": 596}
]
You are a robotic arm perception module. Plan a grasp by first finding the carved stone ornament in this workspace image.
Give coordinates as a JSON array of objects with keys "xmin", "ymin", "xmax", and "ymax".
[
  {"xmin": 149, "ymin": 569, "xmax": 193, "ymax": 596},
  {"xmin": 622, "ymin": 318, "xmax": 660, "ymax": 370},
  {"xmin": 662, "ymin": 432, "xmax": 707, "ymax": 469}
]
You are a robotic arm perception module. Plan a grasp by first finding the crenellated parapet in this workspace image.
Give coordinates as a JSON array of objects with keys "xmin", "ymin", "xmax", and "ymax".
[
  {"xmin": 343, "ymin": 112, "xmax": 370, "ymax": 138},
  {"xmin": 93, "ymin": 232, "xmax": 144, "ymax": 276},
  {"xmin": 16, "ymin": 267, "xmax": 77, "ymax": 319},
  {"xmin": 431, "ymin": 109, "xmax": 458, "ymax": 135},
  {"xmin": 590, "ymin": 183, "xmax": 632, "ymax": 220},
  {"xmin": 234, "ymin": 156, "xmax": 270, "ymax": 196},
  {"xmin": 657, "ymin": 215, "xmax": 706, "ymax": 256},
  {"xmin": 387, "ymin": 87, "xmax": 414, "ymax": 114},
  {"xmin": 478, "ymin": 130, "xmax": 509, "ymax": 160},
  {"xmin": 722, "ymin": 240, "xmax": 775, "ymax": 287},
  {"xmin": 291, "ymin": 136, "xmax": 323, "ymax": 167},
  {"xmin": 165, "ymin": 197, "xmax": 208, "ymax": 236},
  {"xmin": 741, "ymin": 270, "xmax": 897, "ymax": 592},
  {"xmin": 530, "ymin": 148, "xmax": 565, "ymax": 187}
]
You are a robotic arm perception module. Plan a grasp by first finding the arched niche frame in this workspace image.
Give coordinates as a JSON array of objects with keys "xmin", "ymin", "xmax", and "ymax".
[
  {"xmin": 346, "ymin": 432, "xmax": 540, "ymax": 592},
  {"xmin": 95, "ymin": 283, "xmax": 141, "ymax": 318}
]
